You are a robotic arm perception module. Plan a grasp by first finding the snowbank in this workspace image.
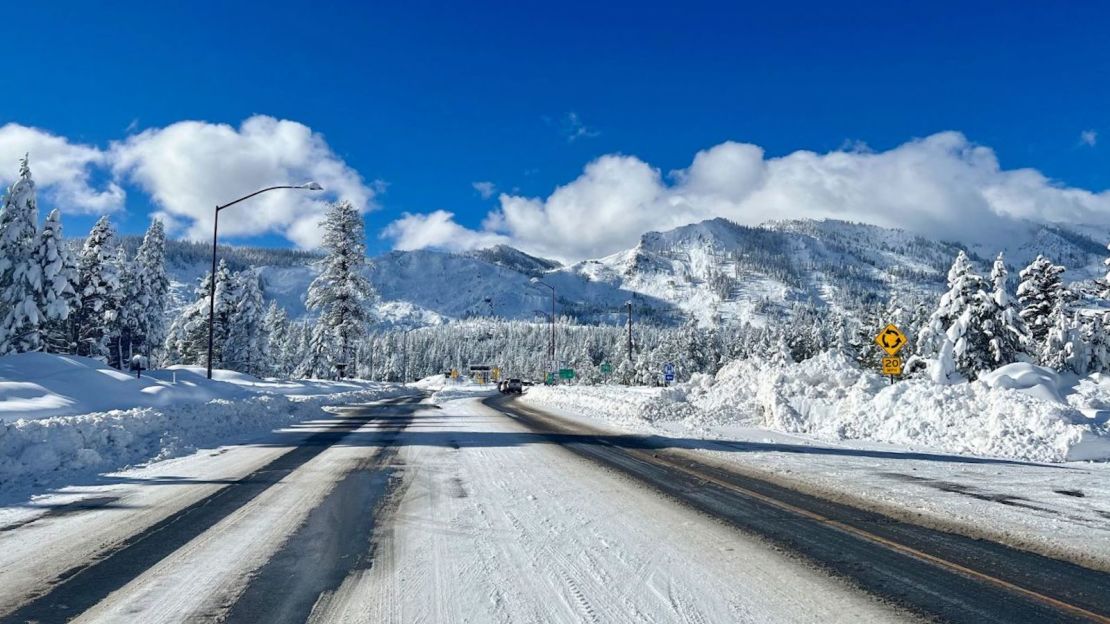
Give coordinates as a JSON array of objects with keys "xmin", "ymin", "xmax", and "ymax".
[
  {"xmin": 694, "ymin": 352, "xmax": 1110, "ymax": 462},
  {"xmin": 0, "ymin": 353, "xmax": 410, "ymax": 498},
  {"xmin": 525, "ymin": 353, "xmax": 1110, "ymax": 463},
  {"xmin": 0, "ymin": 353, "xmax": 253, "ymax": 421},
  {"xmin": 522, "ymin": 384, "xmax": 697, "ymax": 427}
]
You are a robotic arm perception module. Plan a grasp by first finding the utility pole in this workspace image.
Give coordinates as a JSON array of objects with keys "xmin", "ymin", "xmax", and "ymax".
[{"xmin": 626, "ymin": 300, "xmax": 633, "ymax": 362}]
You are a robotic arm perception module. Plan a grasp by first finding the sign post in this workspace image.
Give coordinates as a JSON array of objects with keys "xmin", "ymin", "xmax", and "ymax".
[{"xmin": 874, "ymin": 323, "xmax": 908, "ymax": 383}]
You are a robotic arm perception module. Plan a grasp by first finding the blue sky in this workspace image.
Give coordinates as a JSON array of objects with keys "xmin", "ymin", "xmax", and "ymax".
[{"xmin": 3, "ymin": 2, "xmax": 1109, "ymax": 260}]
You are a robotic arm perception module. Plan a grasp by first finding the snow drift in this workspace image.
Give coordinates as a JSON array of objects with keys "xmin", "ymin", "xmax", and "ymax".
[
  {"xmin": 525, "ymin": 352, "xmax": 1110, "ymax": 463},
  {"xmin": 0, "ymin": 353, "xmax": 409, "ymax": 499}
]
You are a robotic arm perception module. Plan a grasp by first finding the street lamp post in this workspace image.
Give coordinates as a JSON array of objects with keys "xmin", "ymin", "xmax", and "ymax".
[
  {"xmin": 626, "ymin": 300, "xmax": 633, "ymax": 362},
  {"xmin": 530, "ymin": 278, "xmax": 555, "ymax": 373},
  {"xmin": 402, "ymin": 328, "xmax": 411, "ymax": 384},
  {"xmin": 206, "ymin": 182, "xmax": 323, "ymax": 379}
]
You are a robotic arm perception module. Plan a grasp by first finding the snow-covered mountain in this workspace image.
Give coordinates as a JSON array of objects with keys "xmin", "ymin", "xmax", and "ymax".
[{"xmin": 134, "ymin": 217, "xmax": 1108, "ymax": 329}]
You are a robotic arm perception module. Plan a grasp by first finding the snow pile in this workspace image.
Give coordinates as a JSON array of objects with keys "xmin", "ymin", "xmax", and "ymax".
[
  {"xmin": 0, "ymin": 353, "xmax": 254, "ymax": 421},
  {"xmin": 522, "ymin": 384, "xmax": 696, "ymax": 427},
  {"xmin": 0, "ymin": 353, "xmax": 409, "ymax": 497},
  {"xmin": 524, "ymin": 352, "xmax": 1110, "ymax": 463},
  {"xmin": 0, "ymin": 385, "xmax": 406, "ymax": 498},
  {"xmin": 689, "ymin": 352, "xmax": 1110, "ymax": 462}
]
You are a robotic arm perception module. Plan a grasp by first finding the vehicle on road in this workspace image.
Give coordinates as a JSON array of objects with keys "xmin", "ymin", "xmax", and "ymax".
[{"xmin": 505, "ymin": 378, "xmax": 523, "ymax": 394}]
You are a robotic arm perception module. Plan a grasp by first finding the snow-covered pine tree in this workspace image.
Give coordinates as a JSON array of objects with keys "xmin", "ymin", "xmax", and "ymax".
[
  {"xmin": 261, "ymin": 300, "xmax": 290, "ymax": 377},
  {"xmin": 917, "ymin": 251, "xmax": 985, "ymax": 357},
  {"xmin": 983, "ymin": 253, "xmax": 1029, "ymax": 365},
  {"xmin": 225, "ymin": 271, "xmax": 265, "ymax": 375},
  {"xmin": 133, "ymin": 219, "xmax": 170, "ymax": 361},
  {"xmin": 0, "ymin": 155, "xmax": 43, "ymax": 354},
  {"xmin": 1041, "ymin": 303, "xmax": 1086, "ymax": 373},
  {"xmin": 305, "ymin": 200, "xmax": 377, "ymax": 377},
  {"xmin": 1017, "ymin": 255, "xmax": 1068, "ymax": 349},
  {"xmin": 35, "ymin": 209, "xmax": 79, "ymax": 353},
  {"xmin": 918, "ymin": 250, "xmax": 994, "ymax": 379},
  {"xmin": 296, "ymin": 322, "xmax": 331, "ymax": 379},
  {"xmin": 209, "ymin": 260, "xmax": 237, "ymax": 367},
  {"xmin": 852, "ymin": 303, "xmax": 885, "ymax": 370},
  {"xmin": 1102, "ymin": 241, "xmax": 1110, "ymax": 299},
  {"xmin": 107, "ymin": 247, "xmax": 137, "ymax": 369},
  {"xmin": 164, "ymin": 275, "xmax": 210, "ymax": 365},
  {"xmin": 74, "ymin": 216, "xmax": 120, "ymax": 361}
]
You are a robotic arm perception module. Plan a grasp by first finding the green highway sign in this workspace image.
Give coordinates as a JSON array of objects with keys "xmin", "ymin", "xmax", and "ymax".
[
  {"xmin": 559, "ymin": 368, "xmax": 575, "ymax": 380},
  {"xmin": 600, "ymin": 362, "xmax": 613, "ymax": 374}
]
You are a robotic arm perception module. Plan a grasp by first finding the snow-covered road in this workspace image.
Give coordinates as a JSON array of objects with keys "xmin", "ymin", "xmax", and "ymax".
[{"xmin": 0, "ymin": 392, "xmax": 913, "ymax": 623}]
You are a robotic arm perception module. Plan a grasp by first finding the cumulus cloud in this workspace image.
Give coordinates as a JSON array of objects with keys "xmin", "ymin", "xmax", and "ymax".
[
  {"xmin": 383, "ymin": 131, "xmax": 1110, "ymax": 263},
  {"xmin": 1080, "ymin": 129, "xmax": 1098, "ymax": 147},
  {"xmin": 110, "ymin": 115, "xmax": 377, "ymax": 248},
  {"xmin": 0, "ymin": 123, "xmax": 125, "ymax": 213},
  {"xmin": 382, "ymin": 210, "xmax": 509, "ymax": 252},
  {"xmin": 472, "ymin": 181, "xmax": 496, "ymax": 199}
]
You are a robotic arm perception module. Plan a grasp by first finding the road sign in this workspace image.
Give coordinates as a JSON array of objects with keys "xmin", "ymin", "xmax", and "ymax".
[
  {"xmin": 600, "ymin": 362, "xmax": 613, "ymax": 374},
  {"xmin": 882, "ymin": 356, "xmax": 903, "ymax": 376},
  {"xmin": 545, "ymin": 372, "xmax": 556, "ymax": 384},
  {"xmin": 450, "ymin": 368, "xmax": 458, "ymax": 379},
  {"xmin": 663, "ymin": 362, "xmax": 675, "ymax": 383},
  {"xmin": 874, "ymin": 324, "xmax": 908, "ymax": 356},
  {"xmin": 492, "ymin": 367, "xmax": 501, "ymax": 382},
  {"xmin": 559, "ymin": 368, "xmax": 575, "ymax": 380}
]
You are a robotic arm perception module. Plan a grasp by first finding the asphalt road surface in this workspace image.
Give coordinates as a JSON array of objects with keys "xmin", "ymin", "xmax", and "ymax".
[{"xmin": 1, "ymin": 391, "xmax": 1107, "ymax": 623}]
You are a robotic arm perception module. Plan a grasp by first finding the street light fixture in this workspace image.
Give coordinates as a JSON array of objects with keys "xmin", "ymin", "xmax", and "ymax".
[
  {"xmin": 206, "ymin": 182, "xmax": 323, "ymax": 379},
  {"xmin": 530, "ymin": 277, "xmax": 556, "ymax": 372}
]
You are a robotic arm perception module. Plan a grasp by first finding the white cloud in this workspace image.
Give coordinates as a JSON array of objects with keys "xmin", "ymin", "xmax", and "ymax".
[
  {"xmin": 0, "ymin": 123, "xmax": 125, "ymax": 213},
  {"xmin": 562, "ymin": 112, "xmax": 599, "ymax": 142},
  {"xmin": 109, "ymin": 116, "xmax": 378, "ymax": 248},
  {"xmin": 1080, "ymin": 129, "xmax": 1098, "ymax": 147},
  {"xmin": 384, "ymin": 131, "xmax": 1110, "ymax": 263},
  {"xmin": 382, "ymin": 210, "xmax": 508, "ymax": 252},
  {"xmin": 472, "ymin": 181, "xmax": 496, "ymax": 199}
]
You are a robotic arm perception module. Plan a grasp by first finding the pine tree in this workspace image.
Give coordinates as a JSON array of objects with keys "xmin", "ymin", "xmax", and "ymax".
[
  {"xmin": 1017, "ymin": 255, "xmax": 1069, "ymax": 349},
  {"xmin": 35, "ymin": 209, "xmax": 79, "ymax": 353},
  {"xmin": 917, "ymin": 251, "xmax": 995, "ymax": 379},
  {"xmin": 133, "ymin": 219, "xmax": 170, "ymax": 361},
  {"xmin": 225, "ymin": 271, "xmax": 266, "ymax": 375},
  {"xmin": 982, "ymin": 253, "xmax": 1029, "ymax": 365},
  {"xmin": 74, "ymin": 216, "xmax": 119, "ymax": 361},
  {"xmin": 917, "ymin": 251, "xmax": 986, "ymax": 357},
  {"xmin": 210, "ymin": 260, "xmax": 236, "ymax": 367},
  {"xmin": 0, "ymin": 155, "xmax": 43, "ymax": 354},
  {"xmin": 164, "ymin": 274, "xmax": 212, "ymax": 365},
  {"xmin": 261, "ymin": 300, "xmax": 290, "ymax": 377},
  {"xmin": 107, "ymin": 247, "xmax": 136, "ymax": 369},
  {"xmin": 1102, "ymin": 241, "xmax": 1110, "ymax": 299},
  {"xmin": 852, "ymin": 303, "xmax": 885, "ymax": 370},
  {"xmin": 305, "ymin": 200, "xmax": 377, "ymax": 377},
  {"xmin": 1041, "ymin": 302, "xmax": 1086, "ymax": 373}
]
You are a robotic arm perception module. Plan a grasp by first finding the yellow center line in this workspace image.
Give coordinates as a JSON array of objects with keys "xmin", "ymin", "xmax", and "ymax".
[
  {"xmin": 501, "ymin": 401, "xmax": 1110, "ymax": 622},
  {"xmin": 638, "ymin": 448, "xmax": 1110, "ymax": 624}
]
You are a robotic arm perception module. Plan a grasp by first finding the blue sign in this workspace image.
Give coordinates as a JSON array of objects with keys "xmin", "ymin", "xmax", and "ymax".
[{"xmin": 663, "ymin": 362, "xmax": 675, "ymax": 382}]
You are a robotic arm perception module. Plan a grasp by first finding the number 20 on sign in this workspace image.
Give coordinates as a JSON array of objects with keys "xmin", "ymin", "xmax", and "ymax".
[{"xmin": 882, "ymin": 356, "xmax": 903, "ymax": 376}]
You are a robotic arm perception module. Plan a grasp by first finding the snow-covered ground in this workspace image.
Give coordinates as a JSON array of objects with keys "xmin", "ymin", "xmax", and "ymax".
[
  {"xmin": 520, "ymin": 354, "xmax": 1110, "ymax": 569},
  {"xmin": 0, "ymin": 353, "xmax": 408, "ymax": 504},
  {"xmin": 0, "ymin": 393, "xmax": 912, "ymax": 622},
  {"xmin": 274, "ymin": 396, "xmax": 911, "ymax": 623}
]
